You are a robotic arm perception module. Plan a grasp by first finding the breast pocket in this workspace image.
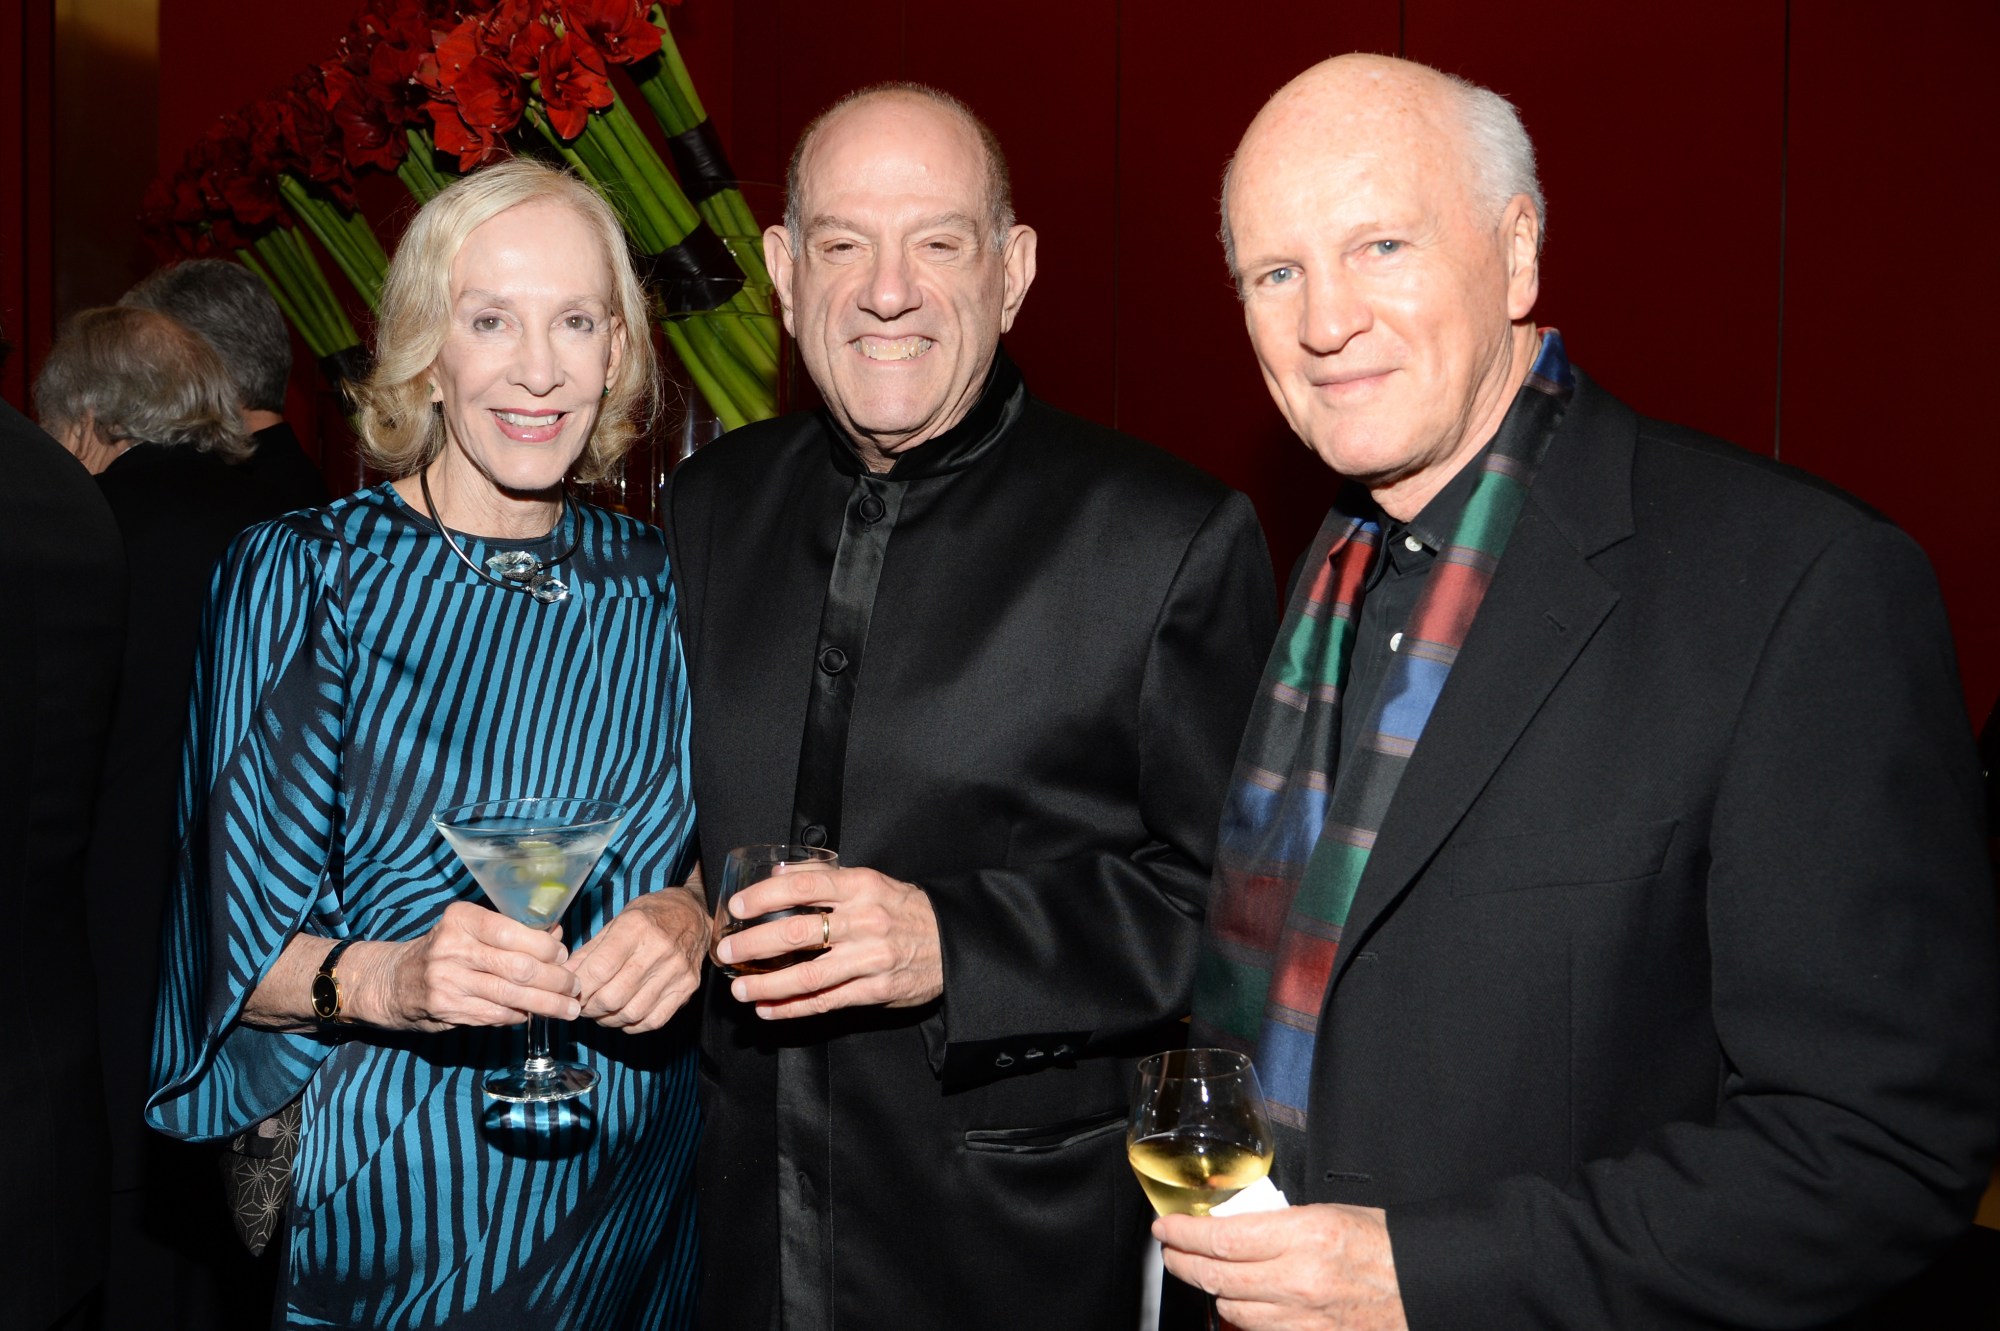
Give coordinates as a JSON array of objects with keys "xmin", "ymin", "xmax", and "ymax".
[{"xmin": 1436, "ymin": 818, "xmax": 1679, "ymax": 898}]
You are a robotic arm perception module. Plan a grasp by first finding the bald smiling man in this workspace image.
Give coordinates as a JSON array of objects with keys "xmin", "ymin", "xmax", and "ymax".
[{"xmin": 1157, "ymin": 55, "xmax": 1998, "ymax": 1331}]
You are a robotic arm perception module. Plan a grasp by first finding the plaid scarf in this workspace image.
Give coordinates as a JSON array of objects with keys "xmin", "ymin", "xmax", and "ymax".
[{"xmin": 1192, "ymin": 331, "xmax": 1574, "ymax": 1164}]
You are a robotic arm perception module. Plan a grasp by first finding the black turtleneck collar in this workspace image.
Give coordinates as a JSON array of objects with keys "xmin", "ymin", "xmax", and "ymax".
[{"xmin": 822, "ymin": 346, "xmax": 1027, "ymax": 482}]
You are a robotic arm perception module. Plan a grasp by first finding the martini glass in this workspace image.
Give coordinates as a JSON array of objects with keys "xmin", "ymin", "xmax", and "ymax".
[{"xmin": 433, "ymin": 797, "xmax": 626, "ymax": 1103}]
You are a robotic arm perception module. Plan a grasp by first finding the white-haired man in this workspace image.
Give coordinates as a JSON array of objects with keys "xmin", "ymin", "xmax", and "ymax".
[{"xmin": 1156, "ymin": 54, "xmax": 1997, "ymax": 1330}]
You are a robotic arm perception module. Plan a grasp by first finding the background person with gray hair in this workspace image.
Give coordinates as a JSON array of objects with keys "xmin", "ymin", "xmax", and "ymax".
[
  {"xmin": 34, "ymin": 303, "xmax": 308, "ymax": 1329},
  {"xmin": 122, "ymin": 257, "xmax": 329, "ymax": 511}
]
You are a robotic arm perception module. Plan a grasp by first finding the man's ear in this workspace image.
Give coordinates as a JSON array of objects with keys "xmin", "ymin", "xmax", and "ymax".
[
  {"xmin": 996, "ymin": 224, "xmax": 1038, "ymax": 335},
  {"xmin": 1504, "ymin": 196, "xmax": 1541, "ymax": 323},
  {"xmin": 763, "ymin": 224, "xmax": 798, "ymax": 337}
]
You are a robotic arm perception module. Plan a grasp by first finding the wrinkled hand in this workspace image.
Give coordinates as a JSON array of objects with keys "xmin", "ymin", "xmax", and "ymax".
[
  {"xmin": 1154, "ymin": 1204, "xmax": 1406, "ymax": 1331},
  {"xmin": 714, "ymin": 866, "xmax": 943, "ymax": 1018},
  {"xmin": 564, "ymin": 880, "xmax": 708, "ymax": 1032},
  {"xmin": 355, "ymin": 901, "xmax": 581, "ymax": 1032}
]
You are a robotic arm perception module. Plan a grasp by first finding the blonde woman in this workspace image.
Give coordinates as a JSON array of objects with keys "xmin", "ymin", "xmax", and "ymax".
[{"xmin": 147, "ymin": 159, "xmax": 705, "ymax": 1328}]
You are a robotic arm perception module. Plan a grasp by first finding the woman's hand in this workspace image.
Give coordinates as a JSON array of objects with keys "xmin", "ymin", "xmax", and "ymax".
[
  {"xmin": 347, "ymin": 901, "xmax": 582, "ymax": 1032},
  {"xmin": 564, "ymin": 877, "xmax": 709, "ymax": 1033}
]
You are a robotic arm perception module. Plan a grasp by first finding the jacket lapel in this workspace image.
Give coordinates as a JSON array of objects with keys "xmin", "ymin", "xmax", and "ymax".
[{"xmin": 1328, "ymin": 372, "xmax": 1637, "ymax": 990}]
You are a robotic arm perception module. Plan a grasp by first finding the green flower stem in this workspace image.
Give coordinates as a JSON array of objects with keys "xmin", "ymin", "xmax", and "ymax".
[
  {"xmin": 547, "ymin": 110, "xmax": 672, "ymax": 254},
  {"xmin": 640, "ymin": 11, "xmax": 765, "ymax": 245},
  {"xmin": 398, "ymin": 129, "xmax": 452, "ymax": 201},
  {"xmin": 564, "ymin": 107, "xmax": 680, "ymax": 250},
  {"xmin": 653, "ymin": 10, "xmax": 708, "ymax": 122},
  {"xmin": 711, "ymin": 305, "xmax": 778, "ymax": 382},
  {"xmin": 684, "ymin": 315, "xmax": 775, "ymax": 420},
  {"xmin": 286, "ymin": 228, "xmax": 362, "ymax": 348},
  {"xmin": 600, "ymin": 95, "xmax": 698, "ymax": 237},
  {"xmin": 278, "ymin": 176, "xmax": 388, "ymax": 309},
  {"xmin": 235, "ymin": 248, "xmax": 320, "ymax": 352},
  {"xmin": 256, "ymin": 230, "xmax": 340, "ymax": 345},
  {"xmin": 242, "ymin": 230, "xmax": 358, "ymax": 358},
  {"xmin": 661, "ymin": 319, "xmax": 748, "ymax": 432}
]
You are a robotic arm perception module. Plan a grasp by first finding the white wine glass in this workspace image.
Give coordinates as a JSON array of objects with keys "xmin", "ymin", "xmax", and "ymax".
[
  {"xmin": 1127, "ymin": 1048, "xmax": 1275, "ymax": 1217},
  {"xmin": 1130, "ymin": 1048, "xmax": 1275, "ymax": 1329},
  {"xmin": 433, "ymin": 796, "xmax": 626, "ymax": 1103}
]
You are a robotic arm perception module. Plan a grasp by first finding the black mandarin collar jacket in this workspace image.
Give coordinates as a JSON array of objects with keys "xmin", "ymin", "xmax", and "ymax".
[{"xmin": 665, "ymin": 350, "xmax": 1275, "ymax": 1330}]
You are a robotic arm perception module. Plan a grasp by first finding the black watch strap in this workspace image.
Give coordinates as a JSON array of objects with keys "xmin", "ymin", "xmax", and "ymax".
[{"xmin": 312, "ymin": 938, "xmax": 357, "ymax": 1028}]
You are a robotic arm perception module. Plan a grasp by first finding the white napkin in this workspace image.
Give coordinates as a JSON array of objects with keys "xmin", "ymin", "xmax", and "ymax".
[{"xmin": 1209, "ymin": 1176, "xmax": 1289, "ymax": 1216}]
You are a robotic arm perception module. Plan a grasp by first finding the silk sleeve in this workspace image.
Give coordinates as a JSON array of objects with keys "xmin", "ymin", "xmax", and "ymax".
[{"xmin": 146, "ymin": 519, "xmax": 348, "ymax": 1142}]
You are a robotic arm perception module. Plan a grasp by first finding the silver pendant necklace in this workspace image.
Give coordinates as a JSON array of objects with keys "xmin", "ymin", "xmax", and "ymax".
[{"xmin": 418, "ymin": 468, "xmax": 580, "ymax": 604}]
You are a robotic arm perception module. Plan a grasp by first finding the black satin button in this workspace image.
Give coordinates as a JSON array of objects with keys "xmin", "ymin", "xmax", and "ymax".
[
  {"xmin": 818, "ymin": 646, "xmax": 848, "ymax": 675},
  {"xmin": 801, "ymin": 823, "xmax": 827, "ymax": 847},
  {"xmin": 857, "ymin": 492, "xmax": 886, "ymax": 523}
]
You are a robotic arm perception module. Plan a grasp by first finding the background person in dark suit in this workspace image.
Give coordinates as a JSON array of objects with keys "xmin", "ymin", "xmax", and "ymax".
[
  {"xmin": 35, "ymin": 304, "xmax": 282, "ymax": 1329},
  {"xmin": 1, "ymin": 347, "xmax": 125, "ymax": 1330},
  {"xmin": 1156, "ymin": 54, "xmax": 1998, "ymax": 1330},
  {"xmin": 122, "ymin": 258, "xmax": 330, "ymax": 511},
  {"xmin": 666, "ymin": 83, "xmax": 1275, "ymax": 1329}
]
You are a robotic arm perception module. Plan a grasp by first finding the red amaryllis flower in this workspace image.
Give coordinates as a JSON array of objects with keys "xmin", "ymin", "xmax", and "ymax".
[
  {"xmin": 483, "ymin": 0, "xmax": 556, "ymax": 76},
  {"xmin": 421, "ymin": 19, "xmax": 527, "ymax": 169},
  {"xmin": 558, "ymin": 0, "xmax": 661, "ymax": 65},
  {"xmin": 273, "ymin": 69, "xmax": 359, "ymax": 205},
  {"xmin": 140, "ymin": 175, "xmax": 208, "ymax": 259},
  {"xmin": 323, "ymin": 60, "xmax": 408, "ymax": 173},
  {"xmin": 536, "ymin": 30, "xmax": 612, "ymax": 139},
  {"xmin": 195, "ymin": 114, "xmax": 283, "ymax": 230},
  {"xmin": 341, "ymin": 0, "xmax": 440, "ymax": 116}
]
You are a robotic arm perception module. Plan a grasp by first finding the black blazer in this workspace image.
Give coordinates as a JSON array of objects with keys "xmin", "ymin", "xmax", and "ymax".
[
  {"xmin": 667, "ymin": 370, "xmax": 1276, "ymax": 1330},
  {"xmin": 1299, "ymin": 372, "xmax": 1998, "ymax": 1328},
  {"xmin": 0, "ymin": 399, "xmax": 125, "ymax": 1327}
]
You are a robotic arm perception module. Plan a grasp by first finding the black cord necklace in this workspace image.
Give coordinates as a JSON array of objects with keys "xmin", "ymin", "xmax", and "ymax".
[{"xmin": 418, "ymin": 466, "xmax": 580, "ymax": 604}]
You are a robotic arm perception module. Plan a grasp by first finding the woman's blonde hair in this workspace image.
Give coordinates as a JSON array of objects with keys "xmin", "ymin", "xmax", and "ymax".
[
  {"xmin": 33, "ymin": 305, "xmax": 252, "ymax": 463},
  {"xmin": 353, "ymin": 157, "xmax": 659, "ymax": 483}
]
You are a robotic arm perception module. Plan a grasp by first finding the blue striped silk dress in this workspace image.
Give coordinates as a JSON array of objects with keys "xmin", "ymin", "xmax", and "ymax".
[{"xmin": 147, "ymin": 484, "xmax": 699, "ymax": 1329}]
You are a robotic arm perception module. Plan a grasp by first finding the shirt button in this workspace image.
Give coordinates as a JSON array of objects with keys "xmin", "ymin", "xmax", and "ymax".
[
  {"xmin": 994, "ymin": 1052, "xmax": 1015, "ymax": 1068},
  {"xmin": 1389, "ymin": 632, "xmax": 1403, "ymax": 652},
  {"xmin": 1403, "ymin": 534, "xmax": 1424, "ymax": 553},
  {"xmin": 818, "ymin": 645, "xmax": 848, "ymax": 675},
  {"xmin": 857, "ymin": 493, "xmax": 886, "ymax": 523},
  {"xmin": 801, "ymin": 823, "xmax": 827, "ymax": 847}
]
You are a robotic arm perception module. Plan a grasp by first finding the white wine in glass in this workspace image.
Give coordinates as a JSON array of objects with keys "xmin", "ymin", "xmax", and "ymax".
[{"xmin": 1127, "ymin": 1048, "xmax": 1275, "ymax": 1217}]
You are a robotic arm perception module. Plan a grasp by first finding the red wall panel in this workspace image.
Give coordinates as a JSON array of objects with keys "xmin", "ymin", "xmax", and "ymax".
[
  {"xmin": 87, "ymin": 0, "xmax": 1993, "ymax": 712},
  {"xmin": 1112, "ymin": 0, "xmax": 1402, "ymax": 581},
  {"xmin": 1408, "ymin": 1, "xmax": 1787, "ymax": 455},
  {"xmin": 1782, "ymin": 3, "xmax": 2000, "ymax": 720}
]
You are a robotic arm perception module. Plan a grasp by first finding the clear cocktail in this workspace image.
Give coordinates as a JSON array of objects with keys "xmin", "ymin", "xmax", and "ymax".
[{"xmin": 433, "ymin": 797, "xmax": 626, "ymax": 1103}]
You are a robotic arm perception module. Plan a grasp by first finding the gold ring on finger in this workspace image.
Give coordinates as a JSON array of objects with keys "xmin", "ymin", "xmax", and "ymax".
[{"xmin": 820, "ymin": 911, "xmax": 832, "ymax": 949}]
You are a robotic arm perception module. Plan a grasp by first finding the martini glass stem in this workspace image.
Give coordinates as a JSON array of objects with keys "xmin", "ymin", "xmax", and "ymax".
[{"xmin": 524, "ymin": 1014, "xmax": 556, "ymax": 1079}]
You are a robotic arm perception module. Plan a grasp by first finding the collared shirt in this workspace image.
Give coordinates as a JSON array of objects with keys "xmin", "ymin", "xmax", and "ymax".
[{"xmin": 1337, "ymin": 439, "xmax": 1494, "ymax": 774}]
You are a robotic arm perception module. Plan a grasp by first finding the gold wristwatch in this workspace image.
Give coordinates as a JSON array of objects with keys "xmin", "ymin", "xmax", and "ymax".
[{"xmin": 312, "ymin": 938, "xmax": 356, "ymax": 1028}]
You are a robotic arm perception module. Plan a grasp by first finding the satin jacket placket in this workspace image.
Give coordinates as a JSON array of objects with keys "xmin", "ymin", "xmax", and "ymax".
[{"xmin": 775, "ymin": 379, "xmax": 1023, "ymax": 1328}]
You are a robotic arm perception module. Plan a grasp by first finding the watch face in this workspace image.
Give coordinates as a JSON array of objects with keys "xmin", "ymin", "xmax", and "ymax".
[{"xmin": 312, "ymin": 973, "xmax": 339, "ymax": 1021}]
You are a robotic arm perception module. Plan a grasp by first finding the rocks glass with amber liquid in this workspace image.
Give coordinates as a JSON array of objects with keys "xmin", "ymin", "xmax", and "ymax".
[
  {"xmin": 433, "ymin": 797, "xmax": 626, "ymax": 1103},
  {"xmin": 709, "ymin": 844, "xmax": 840, "ymax": 978},
  {"xmin": 1127, "ymin": 1048, "xmax": 1275, "ymax": 1217}
]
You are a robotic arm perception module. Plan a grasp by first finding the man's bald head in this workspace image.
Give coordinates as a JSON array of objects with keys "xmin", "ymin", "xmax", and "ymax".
[
  {"xmin": 785, "ymin": 83, "xmax": 1015, "ymax": 252},
  {"xmin": 1220, "ymin": 55, "xmax": 1542, "ymax": 287}
]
